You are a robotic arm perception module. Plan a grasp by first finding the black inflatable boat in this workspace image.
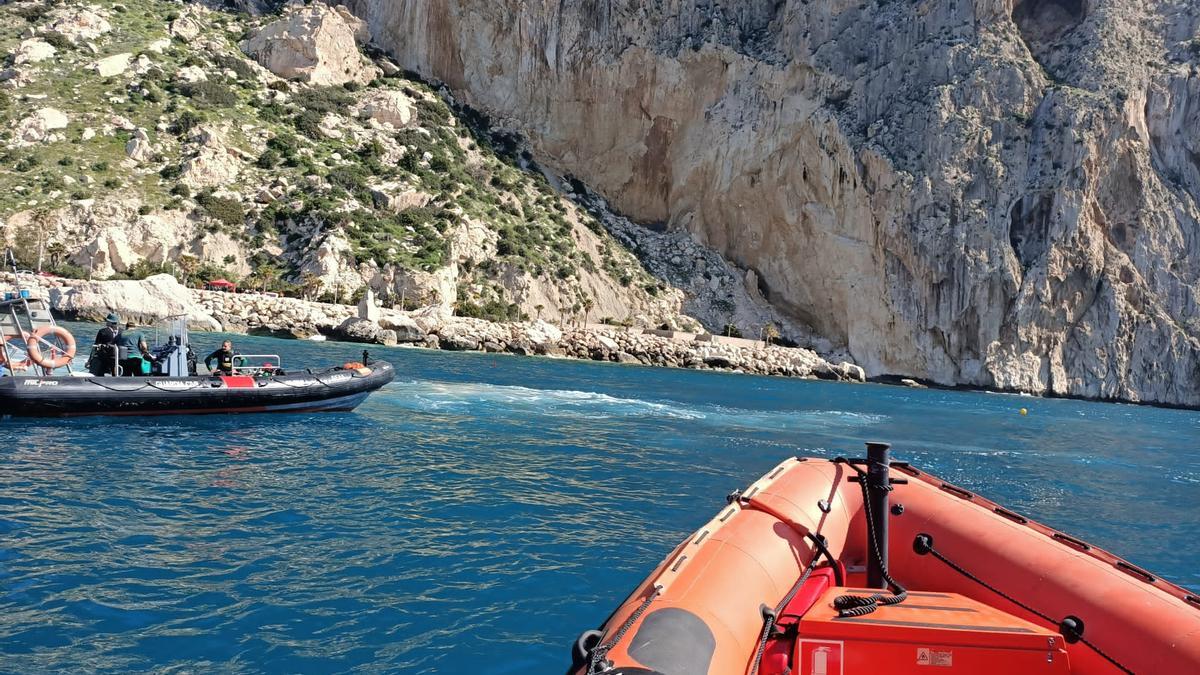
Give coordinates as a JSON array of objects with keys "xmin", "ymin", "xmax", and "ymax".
[
  {"xmin": 2, "ymin": 266, "xmax": 395, "ymax": 417},
  {"xmin": 0, "ymin": 361, "xmax": 395, "ymax": 417}
]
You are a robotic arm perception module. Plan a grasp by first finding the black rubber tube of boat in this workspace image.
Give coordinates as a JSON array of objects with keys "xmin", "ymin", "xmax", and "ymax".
[{"xmin": 914, "ymin": 534, "xmax": 1134, "ymax": 674}]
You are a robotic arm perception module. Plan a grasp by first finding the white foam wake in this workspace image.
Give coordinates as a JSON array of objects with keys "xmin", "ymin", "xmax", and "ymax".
[{"xmin": 384, "ymin": 380, "xmax": 888, "ymax": 430}]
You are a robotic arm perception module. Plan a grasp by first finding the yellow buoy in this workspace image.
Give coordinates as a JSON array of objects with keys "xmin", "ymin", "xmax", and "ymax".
[{"xmin": 1019, "ymin": 407, "xmax": 1028, "ymax": 416}]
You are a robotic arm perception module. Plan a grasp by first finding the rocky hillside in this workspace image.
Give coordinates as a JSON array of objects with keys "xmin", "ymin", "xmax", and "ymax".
[
  {"xmin": 0, "ymin": 0, "xmax": 709, "ymax": 330},
  {"xmin": 345, "ymin": 0, "xmax": 1200, "ymax": 406}
]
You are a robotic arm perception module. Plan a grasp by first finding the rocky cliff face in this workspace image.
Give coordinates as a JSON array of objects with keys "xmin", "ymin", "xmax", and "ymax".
[
  {"xmin": 0, "ymin": 1, "xmax": 691, "ymax": 331},
  {"xmin": 348, "ymin": 0, "xmax": 1200, "ymax": 405}
]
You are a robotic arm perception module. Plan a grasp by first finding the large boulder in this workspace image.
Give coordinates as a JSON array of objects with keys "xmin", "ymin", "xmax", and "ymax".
[
  {"xmin": 168, "ymin": 16, "xmax": 202, "ymax": 41},
  {"xmin": 125, "ymin": 129, "xmax": 153, "ymax": 162},
  {"xmin": 335, "ymin": 317, "xmax": 398, "ymax": 346},
  {"xmin": 49, "ymin": 274, "xmax": 222, "ymax": 331},
  {"xmin": 524, "ymin": 320, "xmax": 563, "ymax": 347},
  {"xmin": 180, "ymin": 127, "xmax": 242, "ymax": 188},
  {"xmin": 437, "ymin": 325, "xmax": 481, "ymax": 351},
  {"xmin": 92, "ymin": 53, "xmax": 132, "ymax": 77},
  {"xmin": 379, "ymin": 313, "xmax": 426, "ymax": 343},
  {"xmin": 240, "ymin": 4, "xmax": 378, "ymax": 86},
  {"xmin": 361, "ymin": 90, "xmax": 415, "ymax": 128},
  {"xmin": 369, "ymin": 182, "xmax": 430, "ymax": 212},
  {"xmin": 13, "ymin": 38, "xmax": 56, "ymax": 65},
  {"xmin": 812, "ymin": 360, "xmax": 867, "ymax": 383},
  {"xmin": 15, "ymin": 108, "xmax": 68, "ymax": 145},
  {"xmin": 47, "ymin": 7, "xmax": 112, "ymax": 43}
]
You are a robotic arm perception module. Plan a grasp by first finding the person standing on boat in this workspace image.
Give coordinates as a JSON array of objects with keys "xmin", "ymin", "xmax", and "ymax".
[
  {"xmin": 116, "ymin": 322, "xmax": 150, "ymax": 376},
  {"xmin": 93, "ymin": 313, "xmax": 123, "ymax": 346},
  {"xmin": 87, "ymin": 313, "xmax": 124, "ymax": 376},
  {"xmin": 205, "ymin": 340, "xmax": 237, "ymax": 375}
]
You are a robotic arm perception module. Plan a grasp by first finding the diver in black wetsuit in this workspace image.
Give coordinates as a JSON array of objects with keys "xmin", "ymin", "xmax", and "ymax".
[{"xmin": 204, "ymin": 340, "xmax": 237, "ymax": 375}]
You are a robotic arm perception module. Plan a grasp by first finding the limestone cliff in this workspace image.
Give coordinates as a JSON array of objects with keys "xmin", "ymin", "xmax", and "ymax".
[
  {"xmin": 348, "ymin": 0, "xmax": 1200, "ymax": 405},
  {"xmin": 0, "ymin": 1, "xmax": 689, "ymax": 331}
]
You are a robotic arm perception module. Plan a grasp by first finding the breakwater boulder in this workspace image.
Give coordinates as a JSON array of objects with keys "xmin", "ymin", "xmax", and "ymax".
[
  {"xmin": 10, "ymin": 273, "xmax": 862, "ymax": 382},
  {"xmin": 336, "ymin": 317, "xmax": 399, "ymax": 347},
  {"xmin": 194, "ymin": 289, "xmax": 354, "ymax": 339}
]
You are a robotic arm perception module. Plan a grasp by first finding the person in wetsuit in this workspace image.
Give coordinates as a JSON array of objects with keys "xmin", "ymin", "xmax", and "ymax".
[
  {"xmin": 204, "ymin": 340, "xmax": 237, "ymax": 375},
  {"xmin": 87, "ymin": 313, "xmax": 123, "ymax": 375}
]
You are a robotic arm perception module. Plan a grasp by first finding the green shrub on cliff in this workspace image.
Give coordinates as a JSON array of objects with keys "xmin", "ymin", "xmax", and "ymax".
[
  {"xmin": 0, "ymin": 0, "xmax": 662, "ymax": 319},
  {"xmin": 196, "ymin": 193, "xmax": 245, "ymax": 229},
  {"xmin": 177, "ymin": 80, "xmax": 239, "ymax": 107}
]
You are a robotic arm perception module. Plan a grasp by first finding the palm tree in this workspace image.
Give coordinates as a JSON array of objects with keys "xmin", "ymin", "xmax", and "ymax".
[
  {"xmin": 762, "ymin": 323, "xmax": 780, "ymax": 346},
  {"xmin": 300, "ymin": 272, "xmax": 322, "ymax": 301},
  {"xmin": 176, "ymin": 254, "xmax": 199, "ymax": 285},
  {"xmin": 582, "ymin": 297, "xmax": 594, "ymax": 326},
  {"xmin": 46, "ymin": 242, "xmax": 67, "ymax": 270},
  {"xmin": 255, "ymin": 262, "xmax": 279, "ymax": 293},
  {"xmin": 534, "ymin": 304, "xmax": 545, "ymax": 321}
]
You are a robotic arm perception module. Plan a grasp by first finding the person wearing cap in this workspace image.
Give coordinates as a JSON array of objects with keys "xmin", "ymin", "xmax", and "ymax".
[
  {"xmin": 87, "ymin": 313, "xmax": 125, "ymax": 376},
  {"xmin": 94, "ymin": 313, "xmax": 123, "ymax": 346}
]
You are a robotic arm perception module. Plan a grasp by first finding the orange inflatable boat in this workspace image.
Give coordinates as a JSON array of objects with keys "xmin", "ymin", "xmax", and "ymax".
[{"xmin": 570, "ymin": 444, "xmax": 1200, "ymax": 675}]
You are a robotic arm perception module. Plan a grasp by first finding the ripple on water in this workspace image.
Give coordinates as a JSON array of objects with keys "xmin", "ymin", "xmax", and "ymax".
[{"xmin": 1, "ymin": 329, "xmax": 1197, "ymax": 673}]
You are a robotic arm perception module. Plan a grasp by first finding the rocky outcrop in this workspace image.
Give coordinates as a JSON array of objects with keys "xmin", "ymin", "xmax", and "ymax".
[
  {"xmin": 46, "ymin": 6, "xmax": 112, "ymax": 44},
  {"xmin": 48, "ymin": 274, "xmax": 222, "ymax": 331},
  {"xmin": 92, "ymin": 53, "xmax": 132, "ymax": 78},
  {"xmin": 14, "ymin": 108, "xmax": 68, "ymax": 145},
  {"xmin": 179, "ymin": 126, "xmax": 244, "ymax": 189},
  {"xmin": 1, "ymin": 198, "xmax": 250, "ymax": 280},
  {"xmin": 360, "ymin": 89, "xmax": 415, "ymax": 129},
  {"xmin": 13, "ymin": 38, "xmax": 56, "ymax": 65},
  {"xmin": 241, "ymin": 3, "xmax": 378, "ymax": 86},
  {"xmin": 348, "ymin": 0, "xmax": 1200, "ymax": 406}
]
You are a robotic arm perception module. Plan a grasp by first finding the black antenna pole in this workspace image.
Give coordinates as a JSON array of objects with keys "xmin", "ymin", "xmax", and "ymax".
[{"xmin": 865, "ymin": 442, "xmax": 892, "ymax": 589}]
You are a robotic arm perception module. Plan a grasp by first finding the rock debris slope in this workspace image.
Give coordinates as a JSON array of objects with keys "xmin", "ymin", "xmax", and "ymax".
[
  {"xmin": 347, "ymin": 0, "xmax": 1200, "ymax": 405},
  {"xmin": 0, "ymin": 1, "xmax": 692, "ymax": 332}
]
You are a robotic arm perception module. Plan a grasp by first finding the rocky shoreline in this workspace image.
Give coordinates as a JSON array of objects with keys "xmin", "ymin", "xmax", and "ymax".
[
  {"xmin": 8, "ymin": 273, "xmax": 866, "ymax": 382},
  {"xmin": 16, "ymin": 272, "xmax": 1200, "ymax": 407}
]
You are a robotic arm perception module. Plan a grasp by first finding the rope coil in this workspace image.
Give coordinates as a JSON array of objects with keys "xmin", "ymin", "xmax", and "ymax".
[{"xmin": 831, "ymin": 458, "xmax": 908, "ymax": 618}]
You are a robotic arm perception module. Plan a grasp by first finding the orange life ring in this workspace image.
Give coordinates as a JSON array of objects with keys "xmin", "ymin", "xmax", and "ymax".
[
  {"xmin": 342, "ymin": 361, "xmax": 365, "ymax": 370},
  {"xmin": 27, "ymin": 325, "xmax": 77, "ymax": 369}
]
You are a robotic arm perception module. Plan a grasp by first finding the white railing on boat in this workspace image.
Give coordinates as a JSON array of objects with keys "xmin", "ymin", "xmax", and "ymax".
[{"xmin": 231, "ymin": 354, "xmax": 282, "ymax": 376}]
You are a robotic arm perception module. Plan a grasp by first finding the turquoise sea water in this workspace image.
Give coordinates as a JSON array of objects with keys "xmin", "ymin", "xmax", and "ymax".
[{"xmin": 1, "ymin": 328, "xmax": 1198, "ymax": 673}]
